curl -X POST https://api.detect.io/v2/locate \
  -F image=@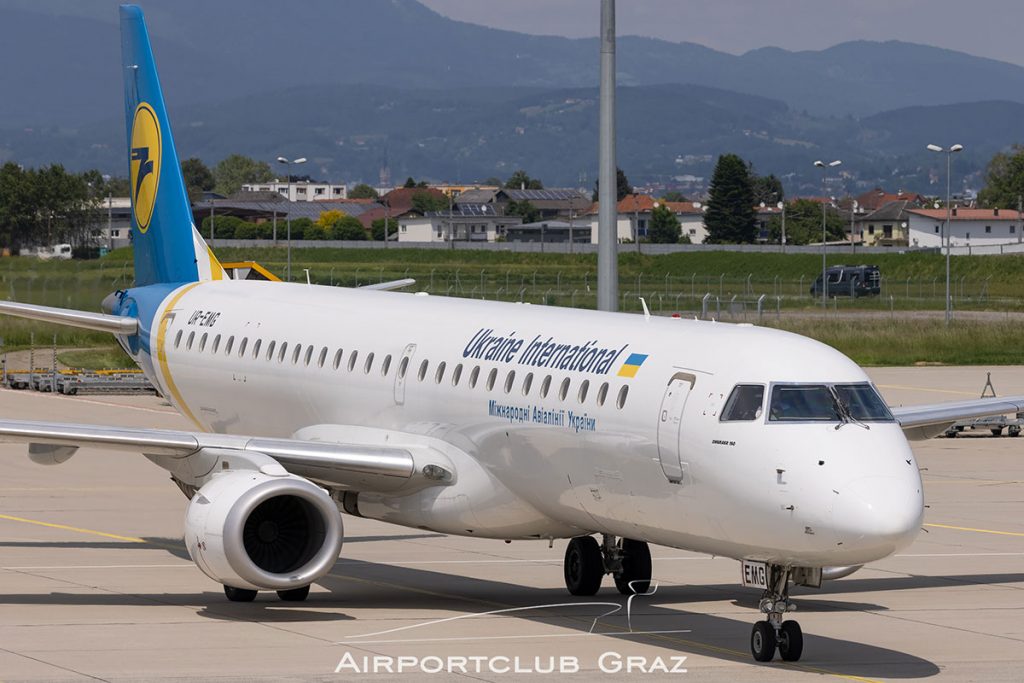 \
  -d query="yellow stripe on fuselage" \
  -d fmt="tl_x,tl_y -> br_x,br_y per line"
155,282 -> 203,429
